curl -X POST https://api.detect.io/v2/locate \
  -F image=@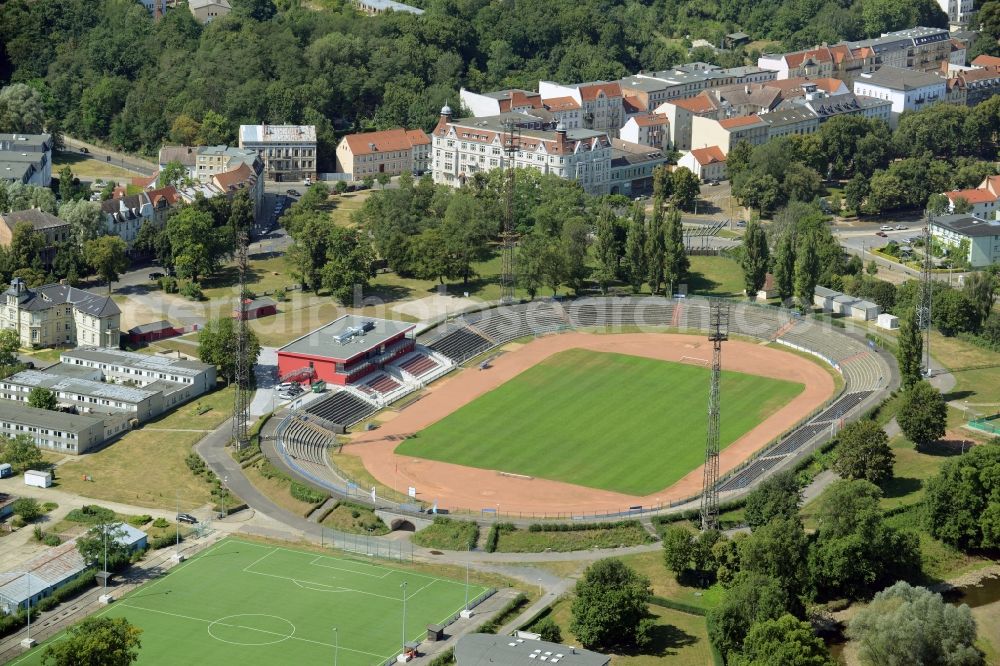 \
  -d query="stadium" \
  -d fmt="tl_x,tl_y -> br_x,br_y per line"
271,297 -> 892,519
